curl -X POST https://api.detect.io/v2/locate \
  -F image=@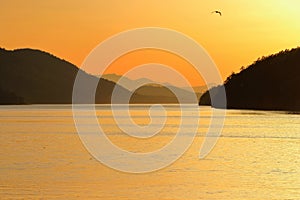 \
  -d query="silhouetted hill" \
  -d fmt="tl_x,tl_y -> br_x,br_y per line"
199,47 -> 300,111
102,73 -> 201,101
0,48 -> 130,104
130,84 -> 197,104
101,74 -> 153,91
